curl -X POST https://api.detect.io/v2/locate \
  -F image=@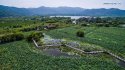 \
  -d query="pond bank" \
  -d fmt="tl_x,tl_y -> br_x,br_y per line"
32,33 -> 125,67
